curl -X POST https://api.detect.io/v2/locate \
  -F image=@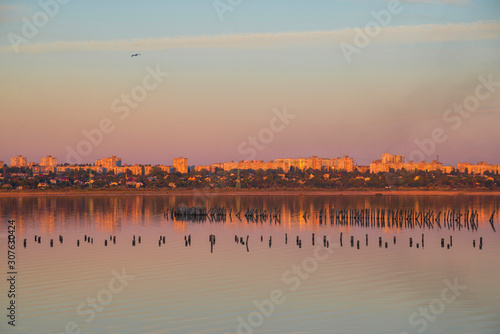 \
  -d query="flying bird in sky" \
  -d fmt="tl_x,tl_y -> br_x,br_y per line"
131,53 -> 141,57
